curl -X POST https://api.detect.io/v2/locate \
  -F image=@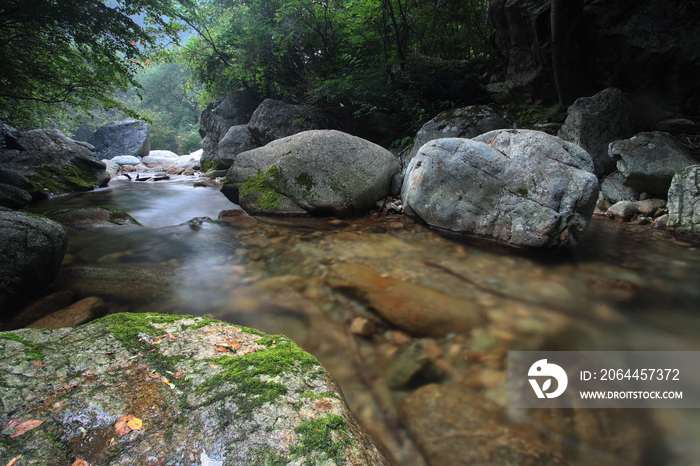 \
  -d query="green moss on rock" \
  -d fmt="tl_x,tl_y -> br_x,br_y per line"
241,165 -> 288,209
291,414 -> 349,464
